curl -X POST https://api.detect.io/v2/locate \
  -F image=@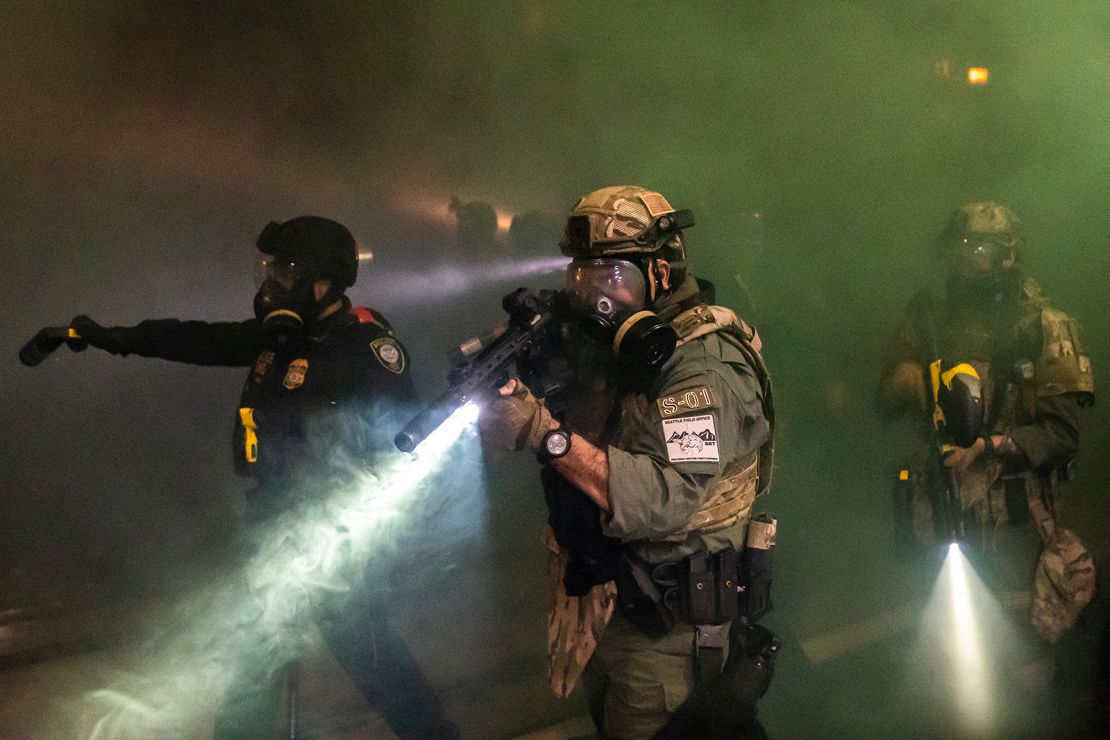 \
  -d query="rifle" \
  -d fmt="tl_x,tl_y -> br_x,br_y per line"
394,288 -> 562,453
929,359 -> 985,542
920,300 -> 982,543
